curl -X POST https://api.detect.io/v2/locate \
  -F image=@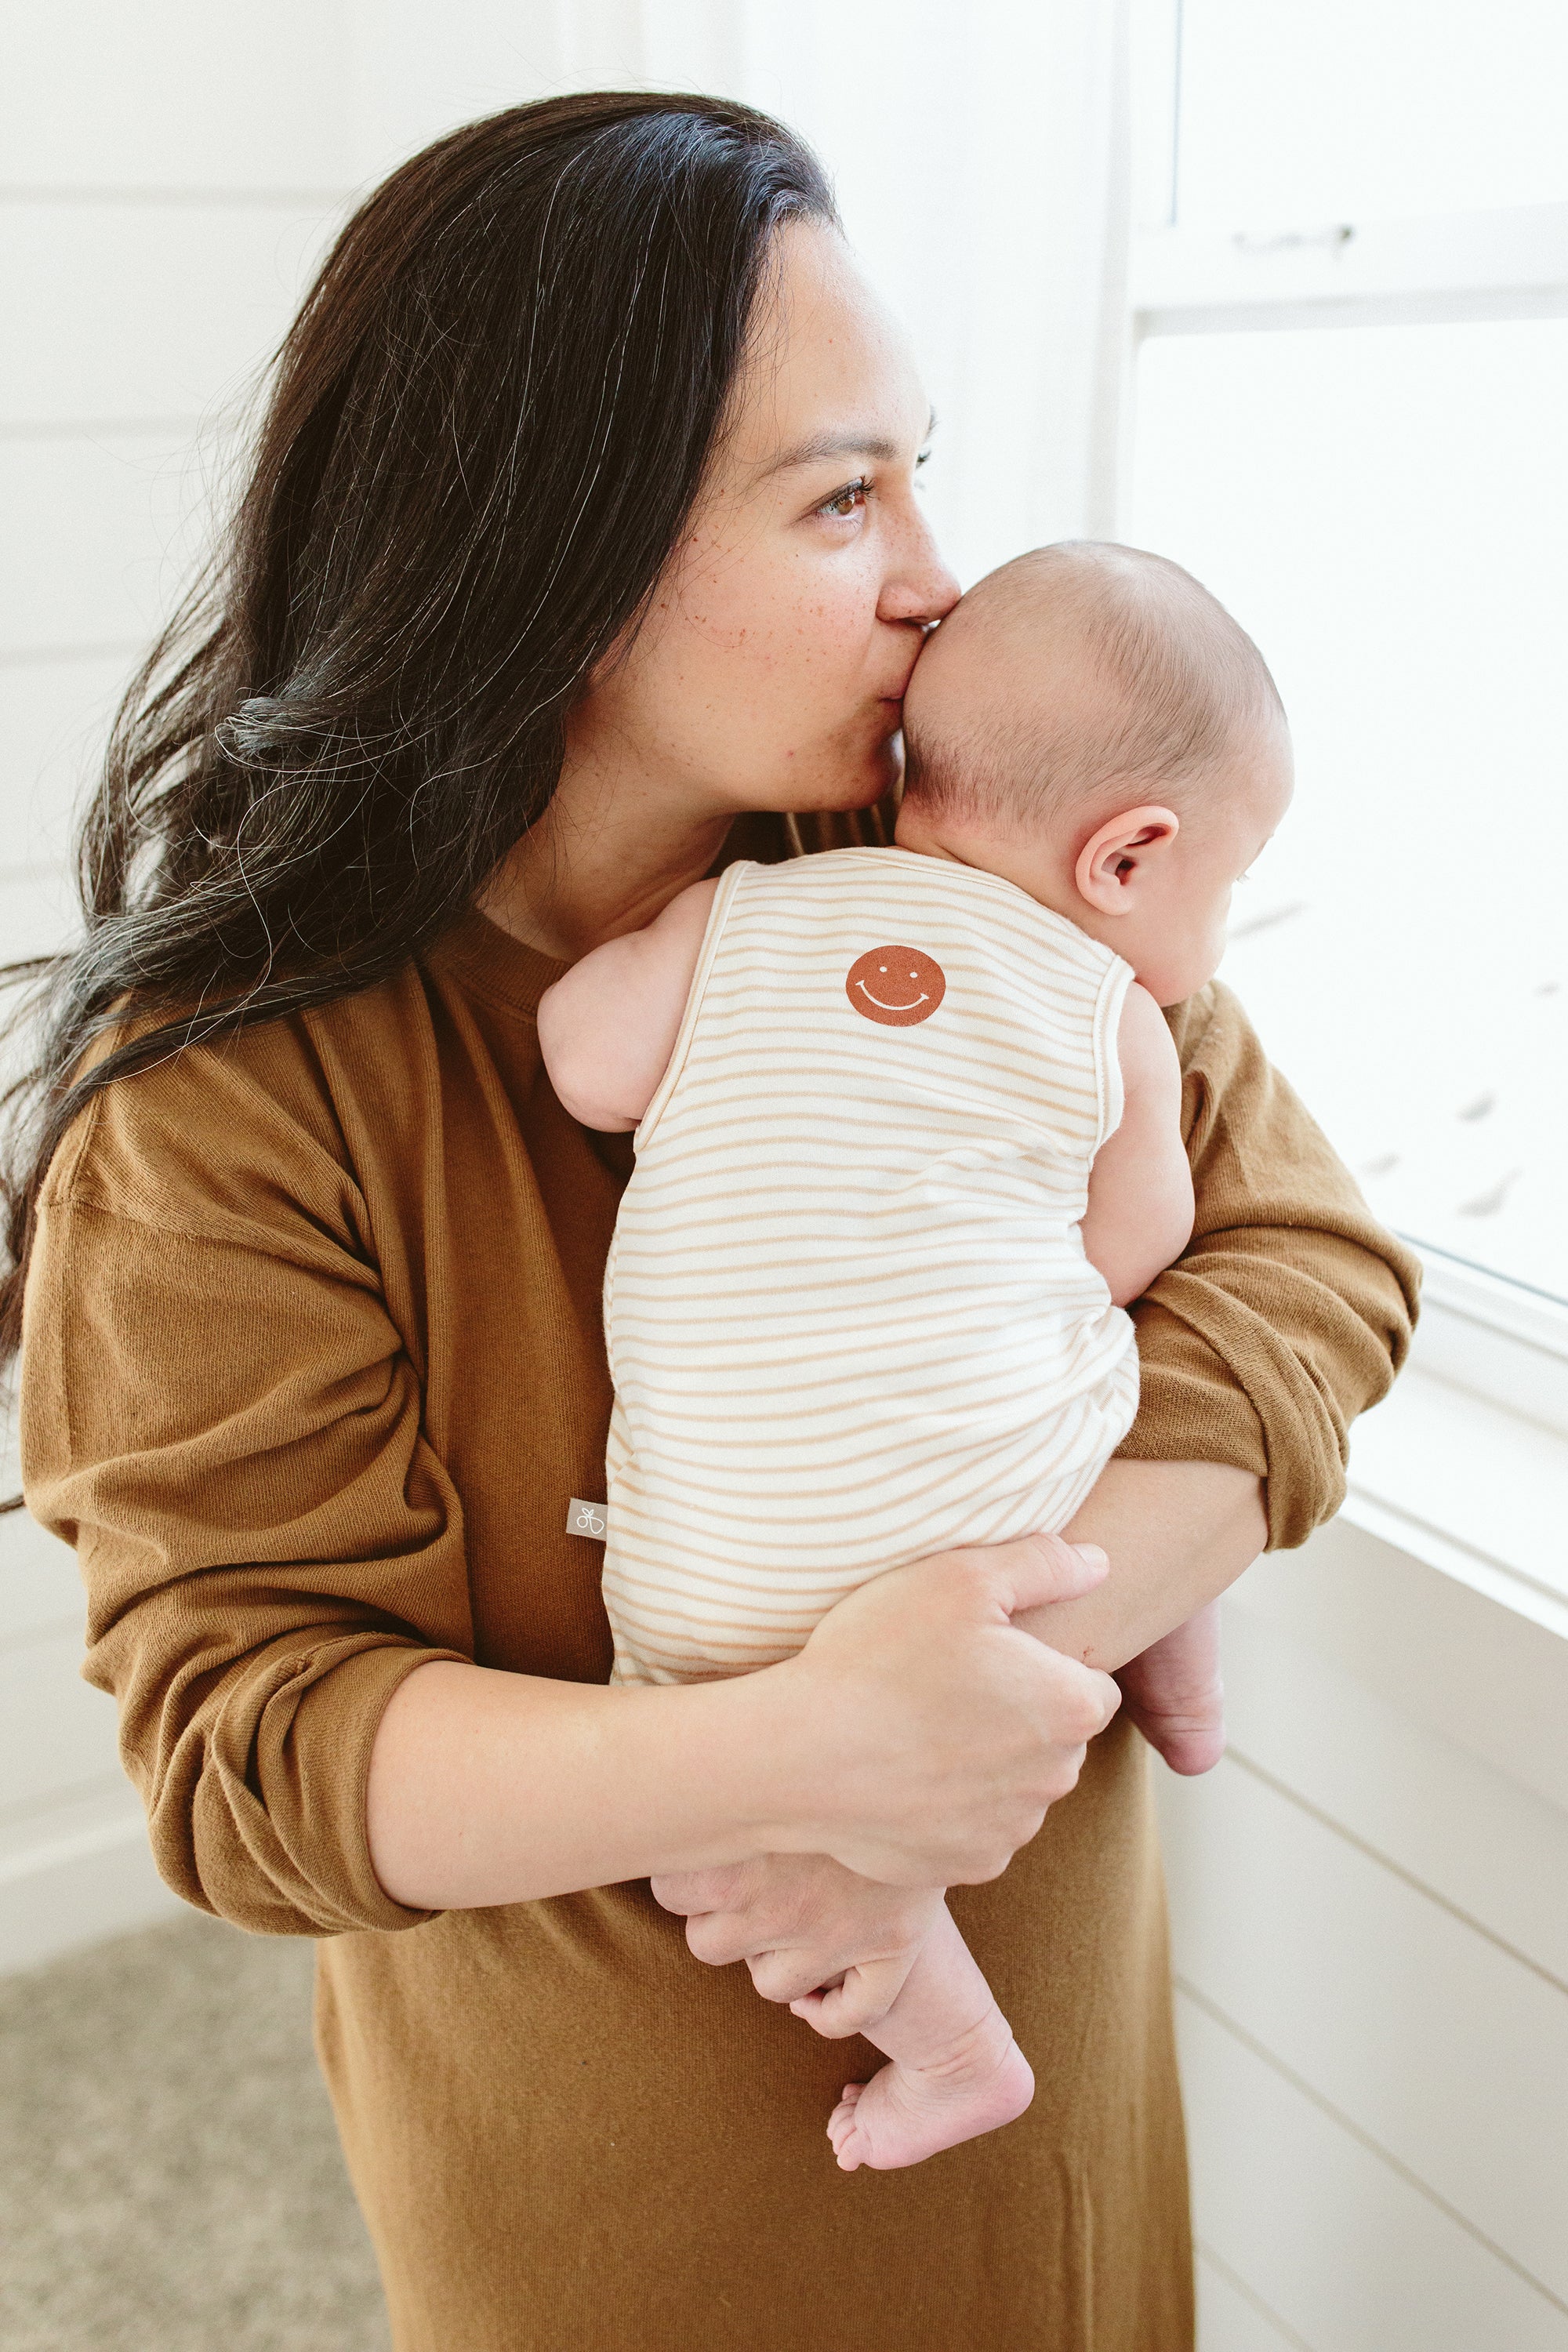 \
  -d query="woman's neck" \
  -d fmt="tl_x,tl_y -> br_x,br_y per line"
480,748 -> 735,962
